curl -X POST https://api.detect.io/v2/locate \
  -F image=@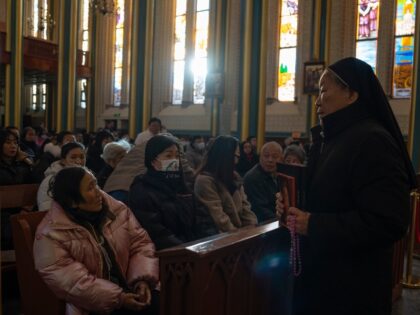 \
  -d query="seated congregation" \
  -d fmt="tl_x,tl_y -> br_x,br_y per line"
1,124 -> 303,315
1,57 -> 417,314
